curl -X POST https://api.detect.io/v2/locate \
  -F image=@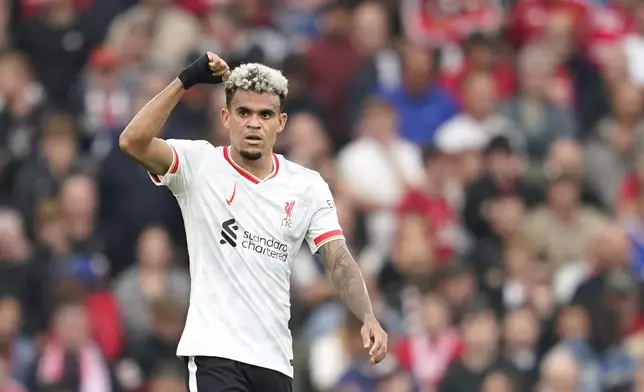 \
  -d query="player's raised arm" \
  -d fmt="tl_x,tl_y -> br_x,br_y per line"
119,52 -> 230,174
